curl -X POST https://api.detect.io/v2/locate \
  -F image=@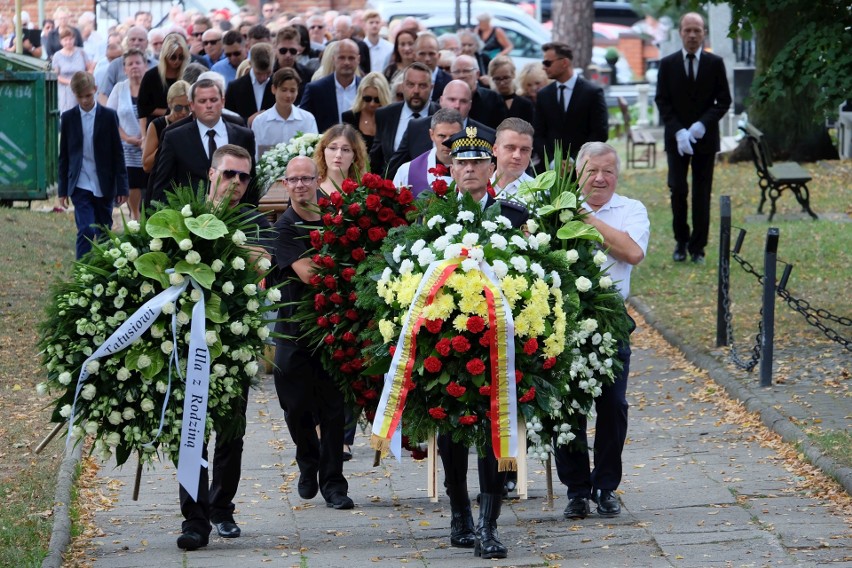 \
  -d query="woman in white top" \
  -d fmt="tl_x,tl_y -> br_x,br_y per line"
107,49 -> 147,220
